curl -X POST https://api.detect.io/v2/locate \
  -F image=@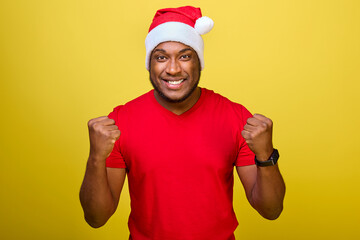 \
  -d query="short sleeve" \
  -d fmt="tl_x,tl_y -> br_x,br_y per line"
234,105 -> 255,167
106,106 -> 127,168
